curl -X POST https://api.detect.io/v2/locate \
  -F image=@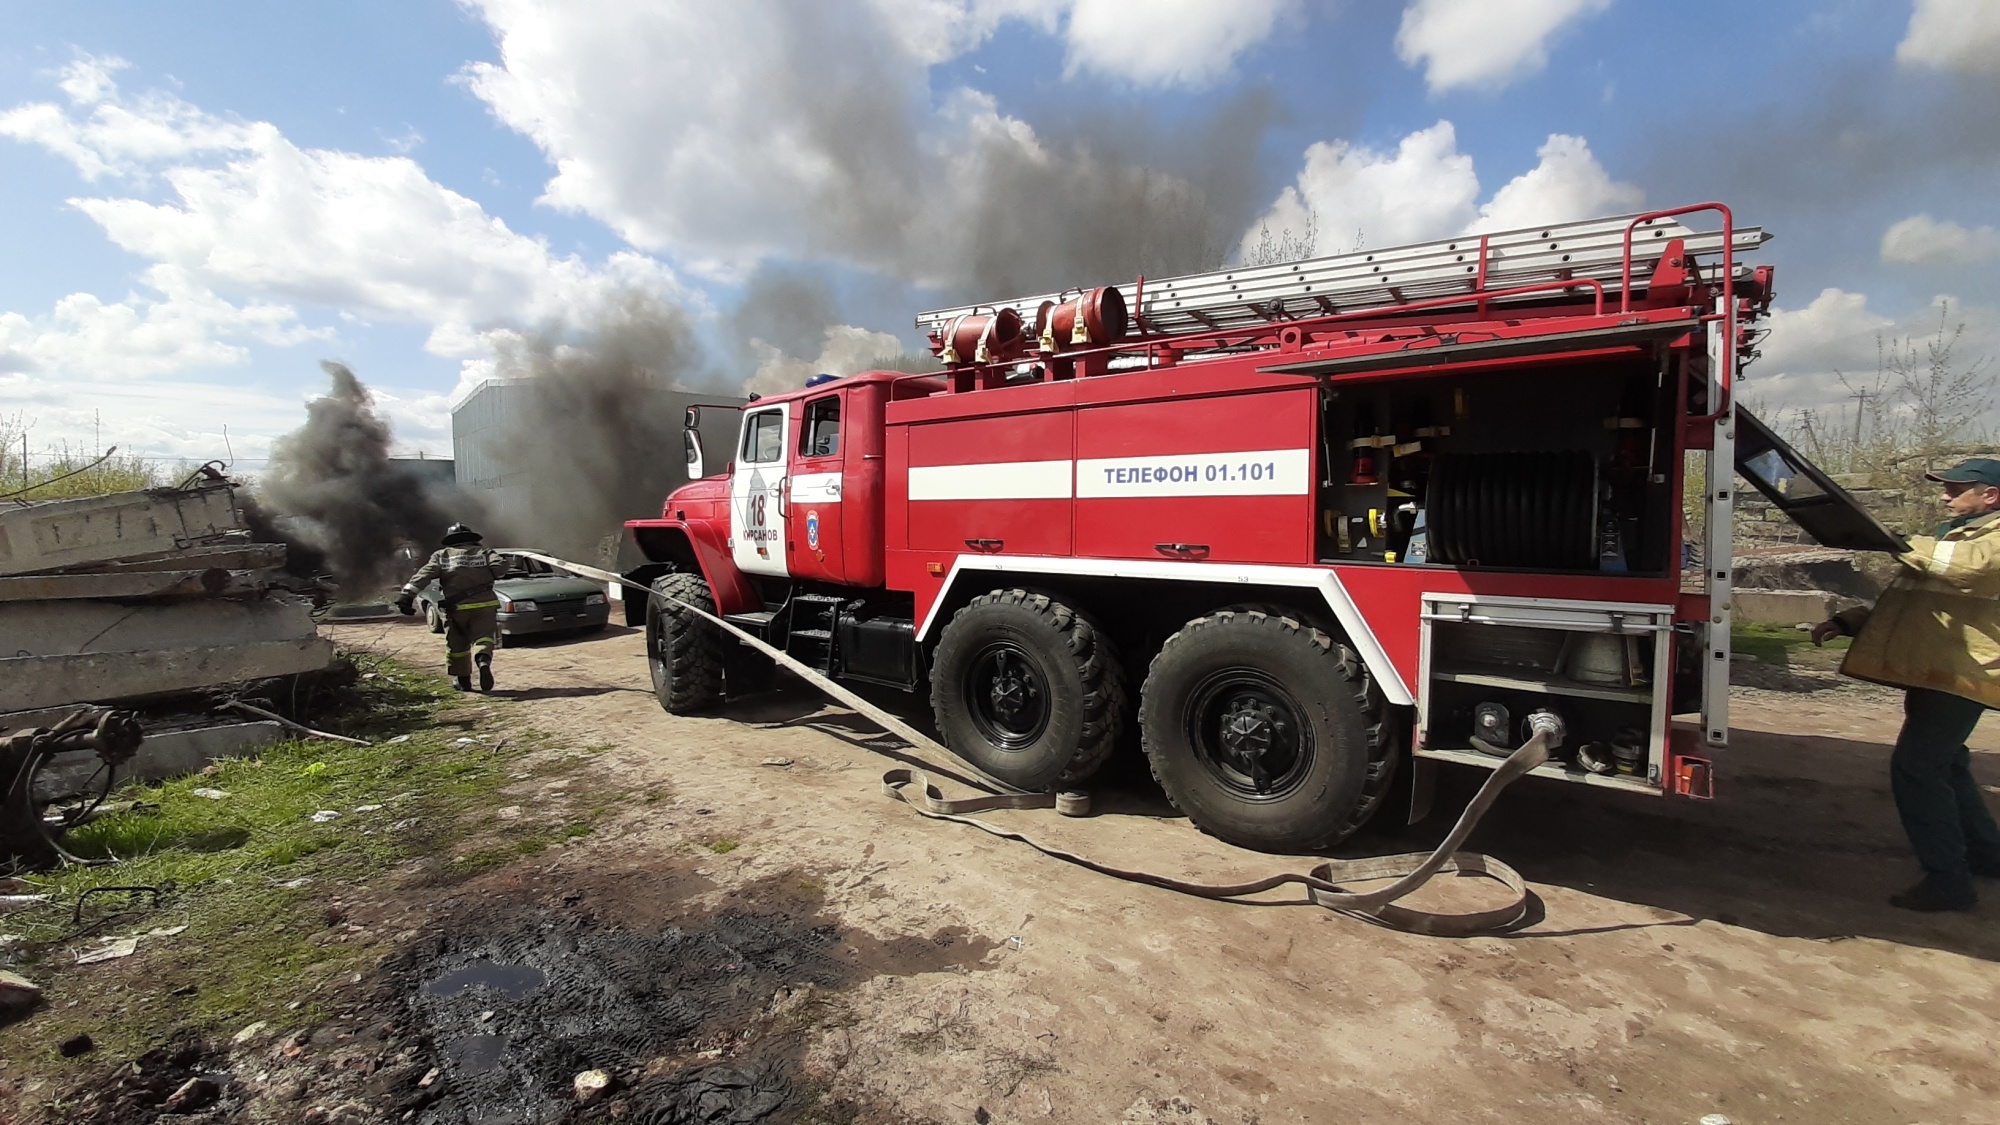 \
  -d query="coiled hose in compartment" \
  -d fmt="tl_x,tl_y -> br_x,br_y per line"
1426,451 -> 1598,569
